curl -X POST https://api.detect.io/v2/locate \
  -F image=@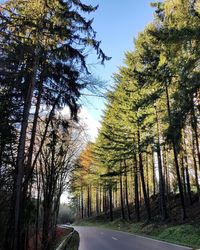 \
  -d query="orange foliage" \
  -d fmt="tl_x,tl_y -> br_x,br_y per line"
79,143 -> 94,172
